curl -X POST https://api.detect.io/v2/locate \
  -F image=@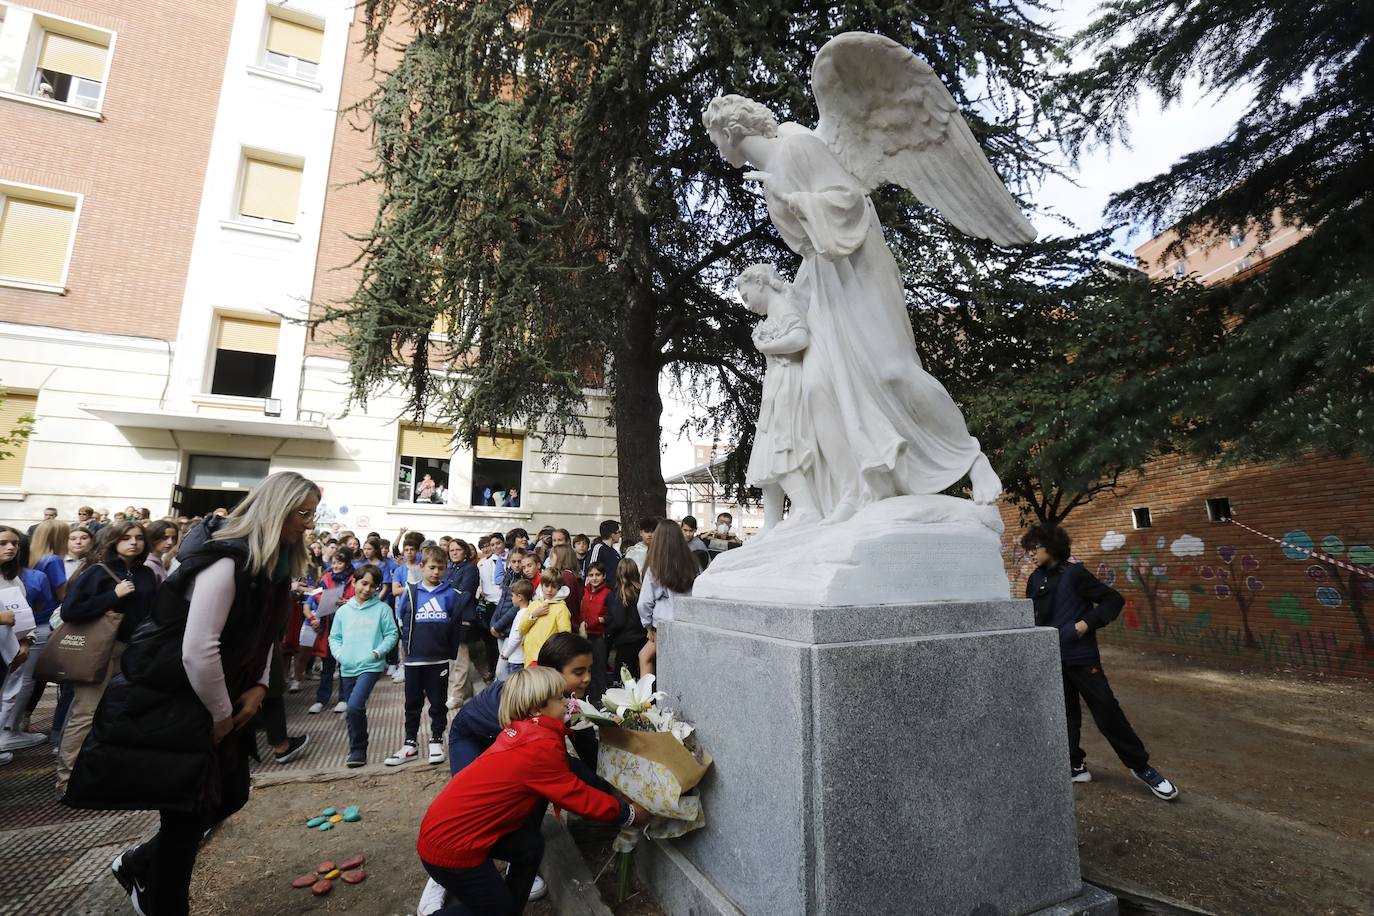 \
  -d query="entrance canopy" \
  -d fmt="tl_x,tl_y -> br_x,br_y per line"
82,405 -> 333,440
